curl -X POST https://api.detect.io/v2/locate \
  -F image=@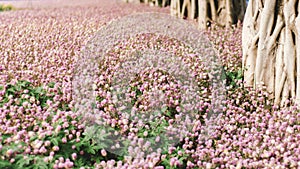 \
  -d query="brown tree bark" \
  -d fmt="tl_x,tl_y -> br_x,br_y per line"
170,0 -> 182,16
243,0 -> 300,106
170,0 -> 246,28
200,0 -> 246,28
126,0 -> 245,29
143,0 -> 170,7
